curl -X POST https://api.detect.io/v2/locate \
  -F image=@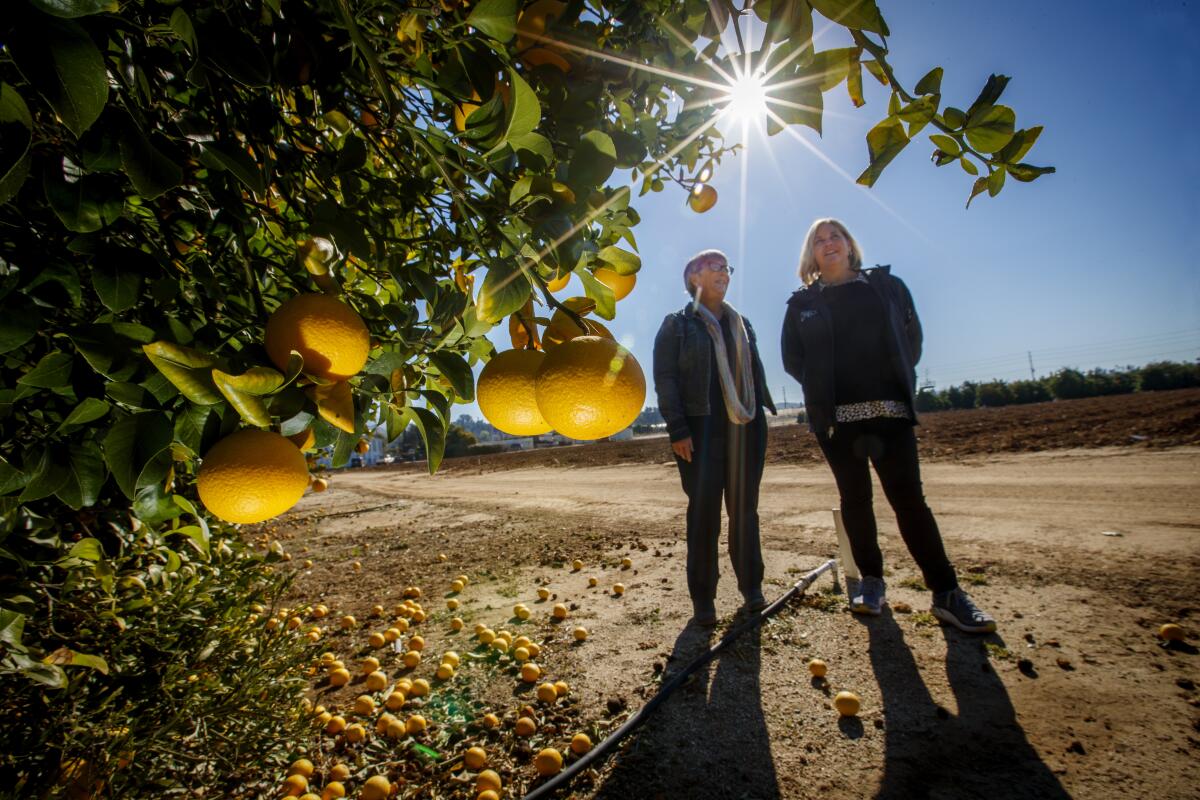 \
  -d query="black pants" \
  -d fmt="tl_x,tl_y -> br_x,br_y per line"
674,407 -> 768,602
817,418 -> 958,593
